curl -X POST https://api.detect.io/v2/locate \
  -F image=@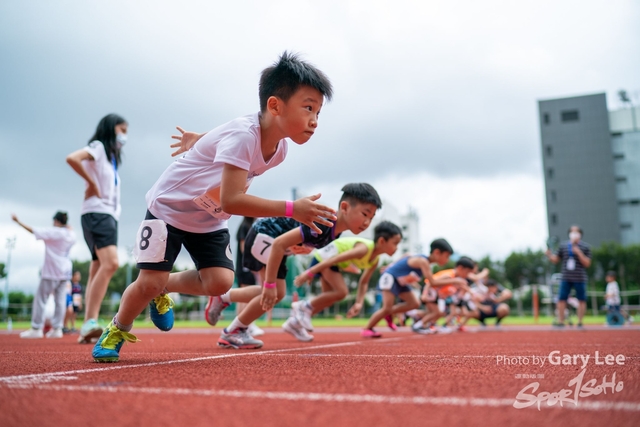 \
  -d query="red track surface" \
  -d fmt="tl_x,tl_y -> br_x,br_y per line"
1,326 -> 639,427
